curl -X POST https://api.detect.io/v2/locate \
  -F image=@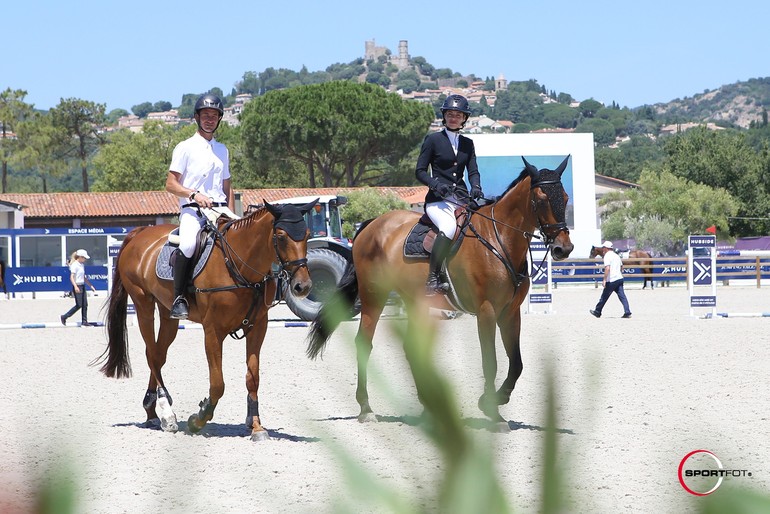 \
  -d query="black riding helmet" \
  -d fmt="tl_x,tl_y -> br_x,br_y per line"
194,93 -> 224,134
440,94 -> 471,131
